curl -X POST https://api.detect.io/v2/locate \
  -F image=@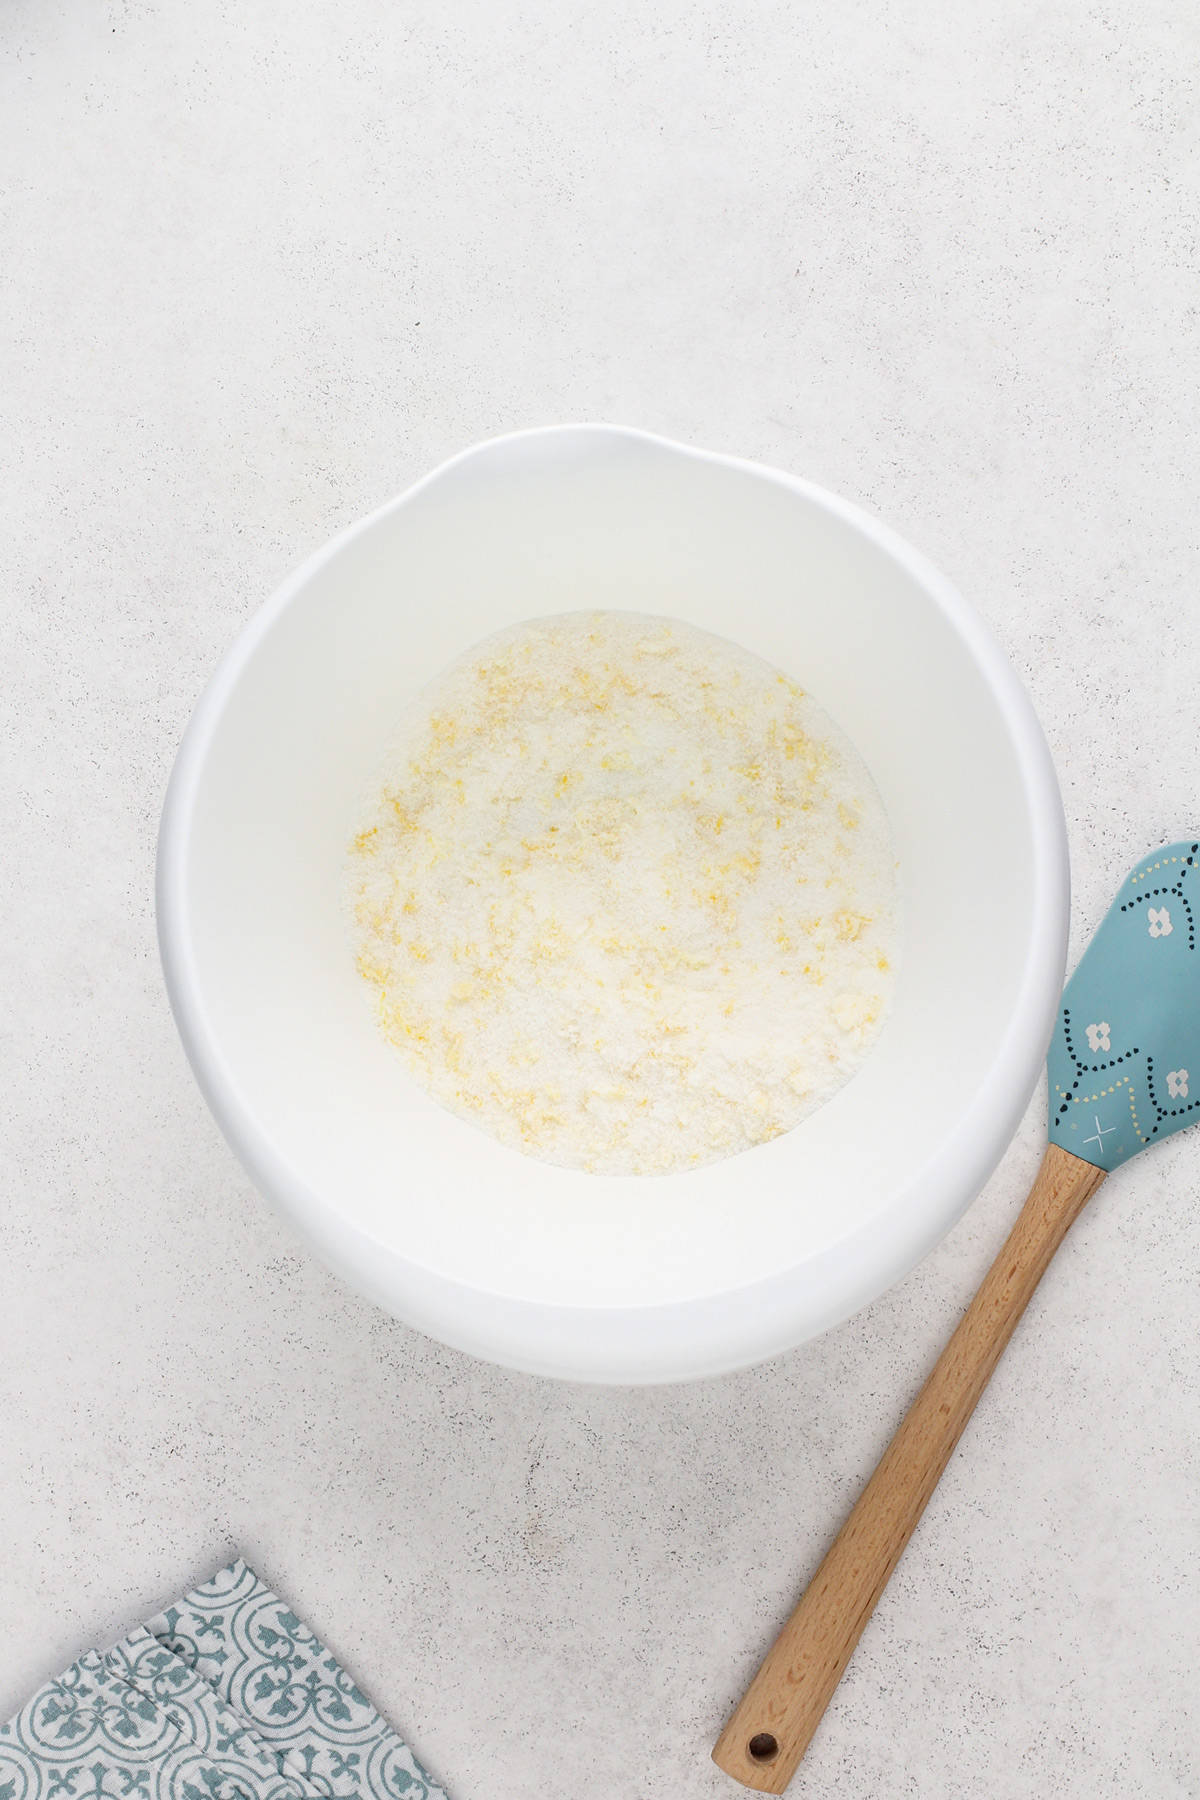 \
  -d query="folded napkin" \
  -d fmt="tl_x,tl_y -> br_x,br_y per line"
0,1560 -> 447,1800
